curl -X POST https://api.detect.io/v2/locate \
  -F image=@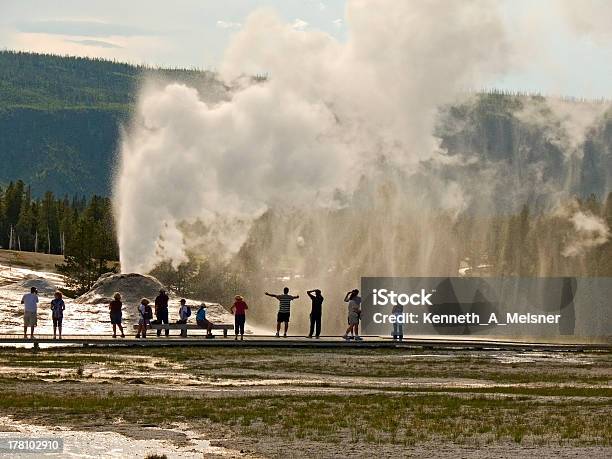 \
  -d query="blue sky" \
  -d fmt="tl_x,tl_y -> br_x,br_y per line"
1,0 -> 610,98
